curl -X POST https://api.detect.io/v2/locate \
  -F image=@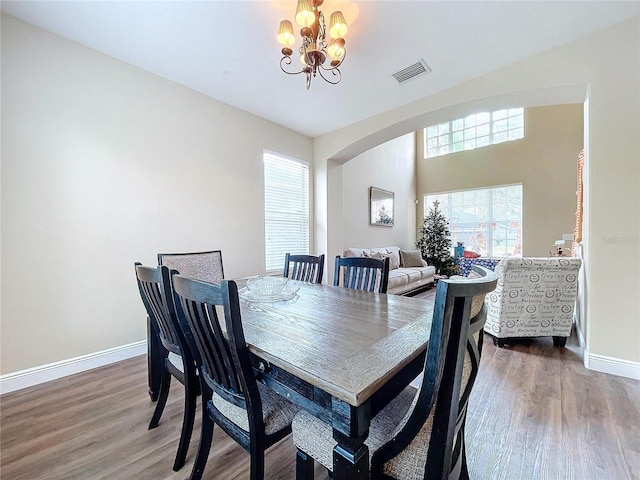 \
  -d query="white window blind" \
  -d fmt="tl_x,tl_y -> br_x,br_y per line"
424,184 -> 523,257
264,152 -> 309,272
